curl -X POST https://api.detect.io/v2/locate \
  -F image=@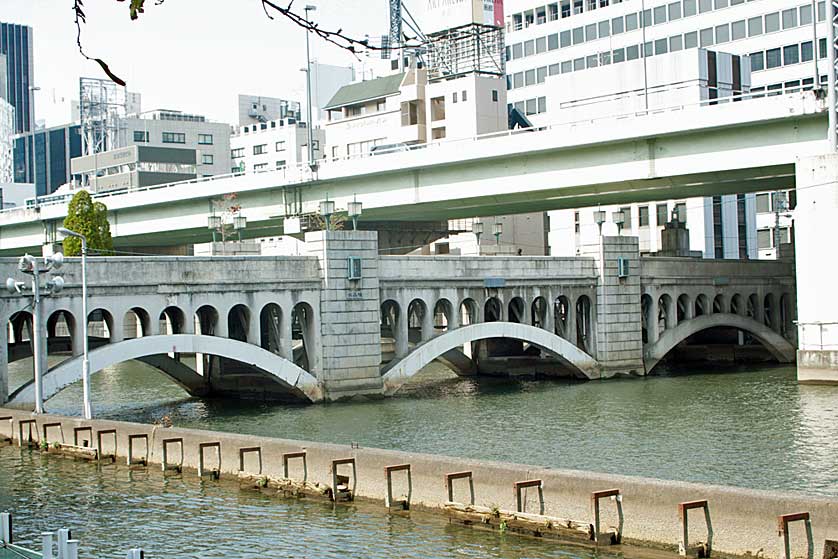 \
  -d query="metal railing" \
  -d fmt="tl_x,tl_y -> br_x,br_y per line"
4,89 -> 824,216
